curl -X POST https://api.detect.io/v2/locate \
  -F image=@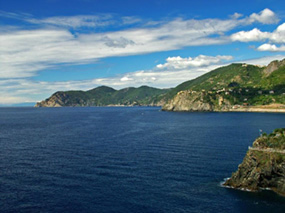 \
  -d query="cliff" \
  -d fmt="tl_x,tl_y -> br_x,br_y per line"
224,128 -> 285,196
162,58 -> 285,112
36,58 -> 285,109
162,90 -> 231,111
